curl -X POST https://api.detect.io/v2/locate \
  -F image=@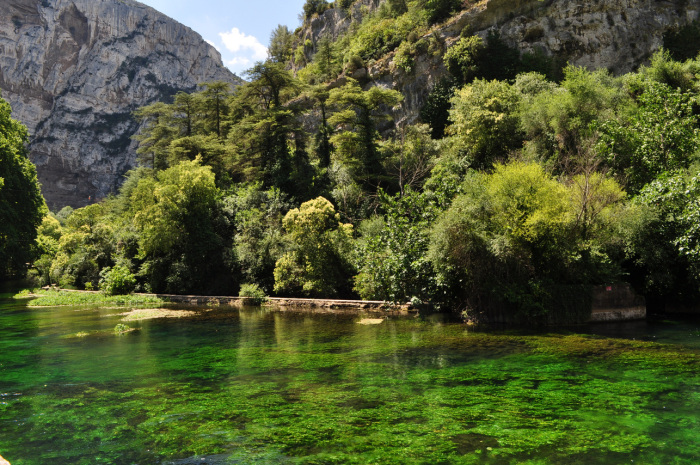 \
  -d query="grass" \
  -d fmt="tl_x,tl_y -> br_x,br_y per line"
13,289 -> 166,307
